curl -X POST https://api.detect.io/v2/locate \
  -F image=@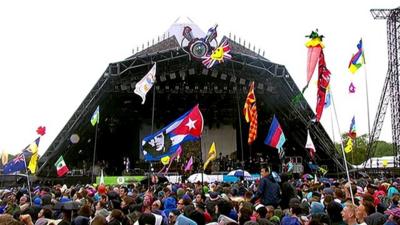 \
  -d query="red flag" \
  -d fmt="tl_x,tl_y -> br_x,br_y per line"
315,50 -> 331,122
243,82 -> 258,144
